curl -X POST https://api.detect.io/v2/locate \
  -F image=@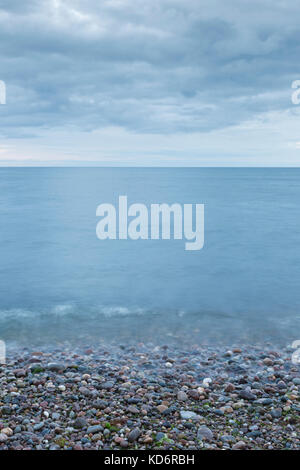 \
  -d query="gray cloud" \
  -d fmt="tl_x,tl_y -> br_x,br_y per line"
0,0 -> 299,139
